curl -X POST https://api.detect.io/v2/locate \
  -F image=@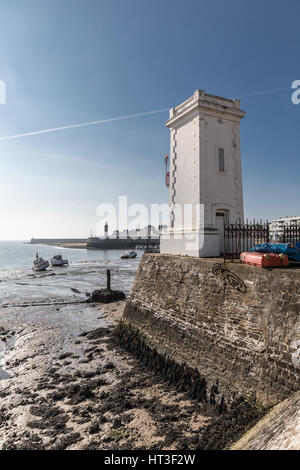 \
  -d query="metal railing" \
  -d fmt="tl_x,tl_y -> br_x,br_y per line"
282,225 -> 300,246
224,221 -> 270,262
